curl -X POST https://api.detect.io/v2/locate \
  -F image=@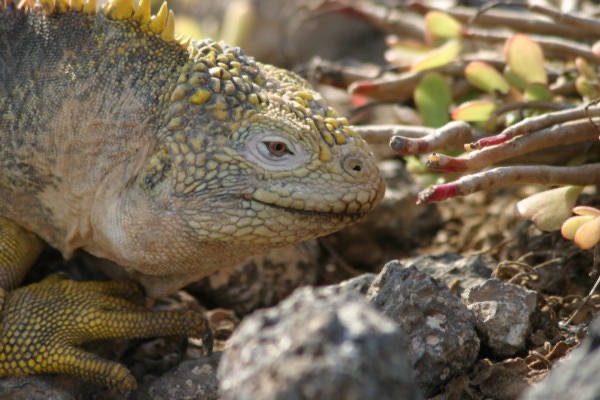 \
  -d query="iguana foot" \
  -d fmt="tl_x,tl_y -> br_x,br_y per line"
0,275 -> 212,392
